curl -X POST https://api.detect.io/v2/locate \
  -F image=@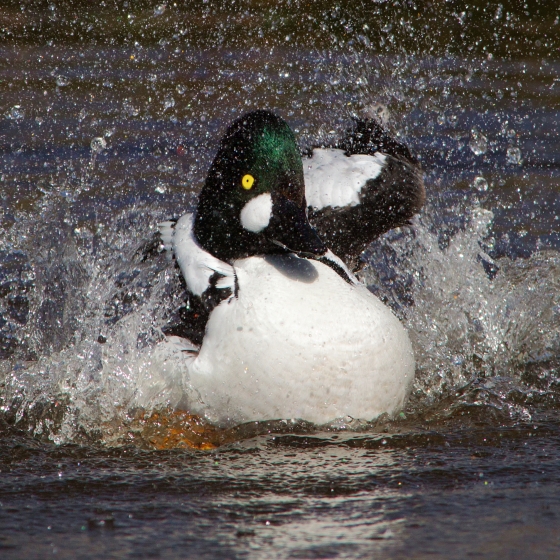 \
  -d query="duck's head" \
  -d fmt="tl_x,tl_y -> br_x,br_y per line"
194,110 -> 326,262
